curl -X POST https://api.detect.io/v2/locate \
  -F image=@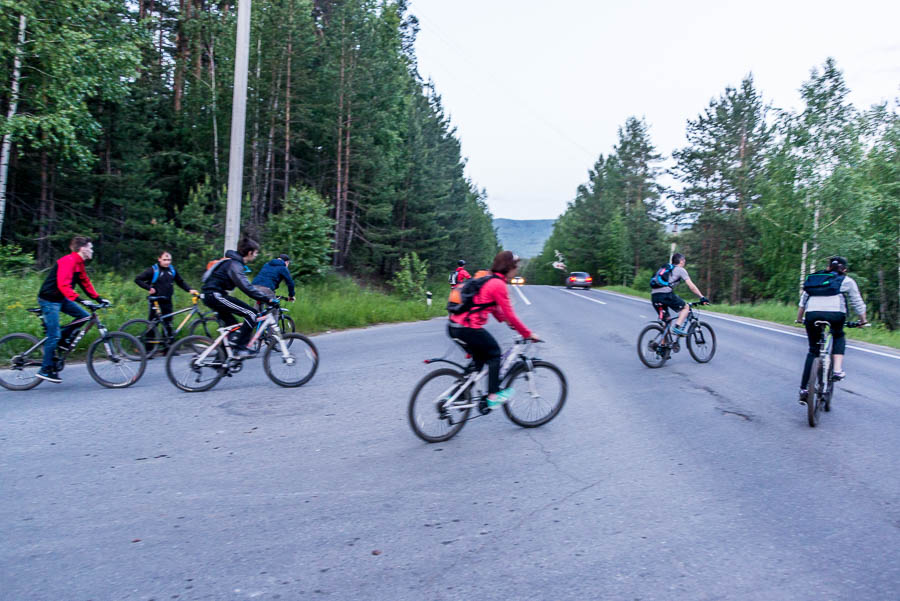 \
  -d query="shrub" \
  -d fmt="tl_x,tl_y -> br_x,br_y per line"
389,252 -> 429,300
